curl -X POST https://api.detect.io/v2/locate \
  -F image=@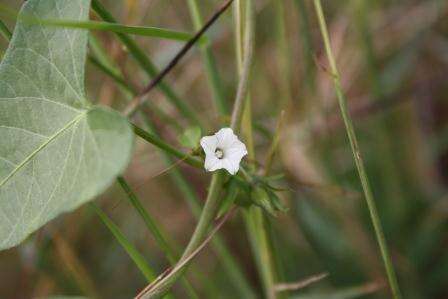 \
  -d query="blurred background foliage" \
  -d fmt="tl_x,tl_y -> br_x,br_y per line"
0,0 -> 447,298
